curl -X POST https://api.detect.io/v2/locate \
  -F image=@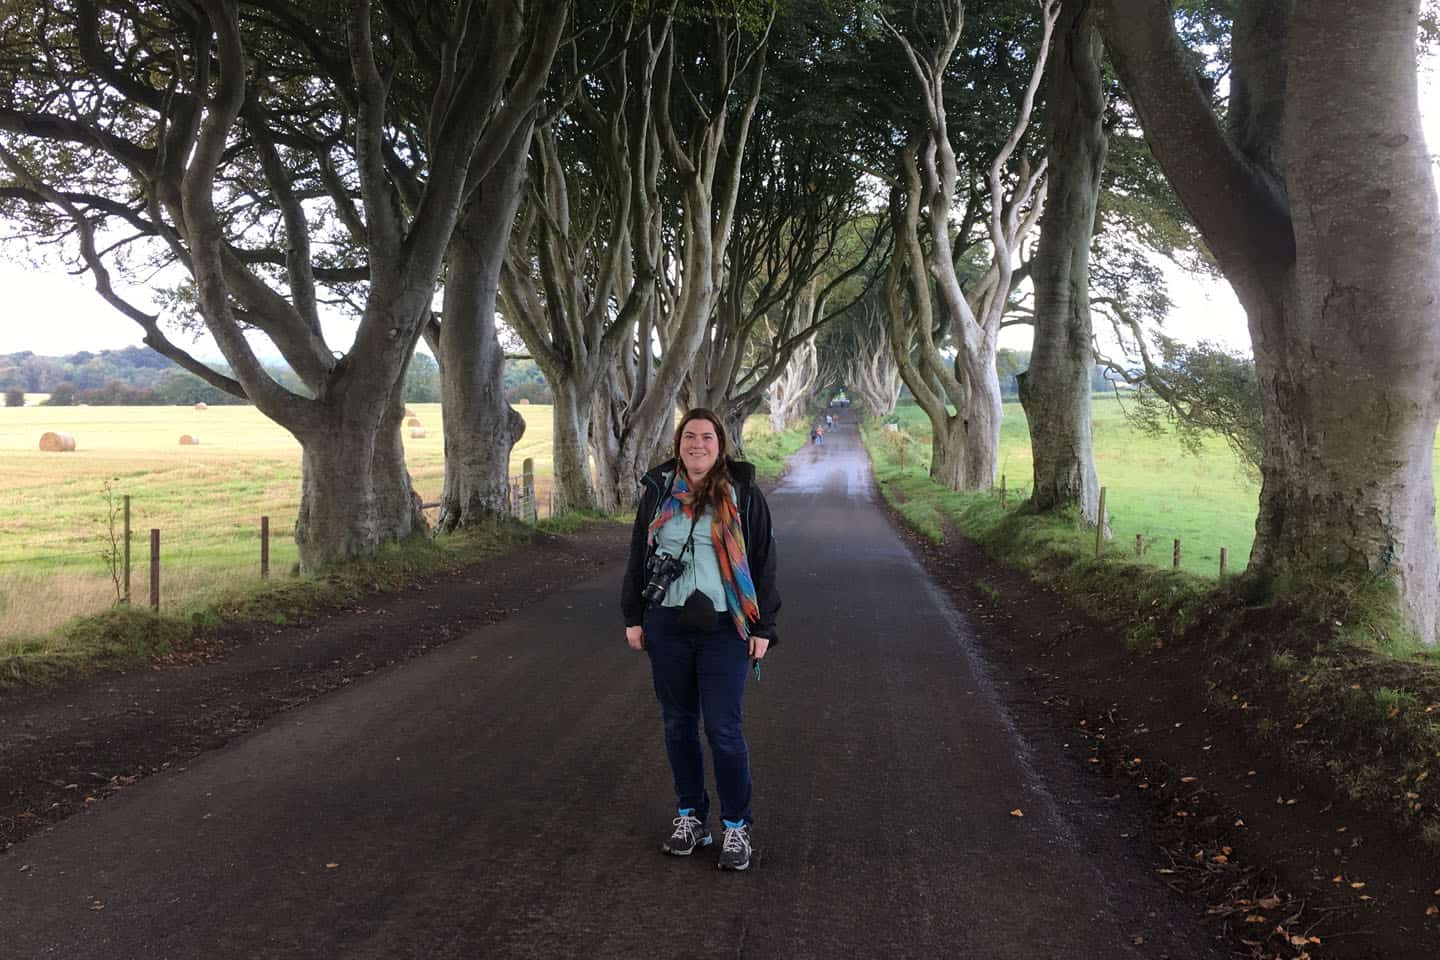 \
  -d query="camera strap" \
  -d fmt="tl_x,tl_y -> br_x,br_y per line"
677,508 -> 701,564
